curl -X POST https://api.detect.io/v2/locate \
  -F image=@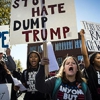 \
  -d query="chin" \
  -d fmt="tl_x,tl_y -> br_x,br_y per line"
32,65 -> 37,68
